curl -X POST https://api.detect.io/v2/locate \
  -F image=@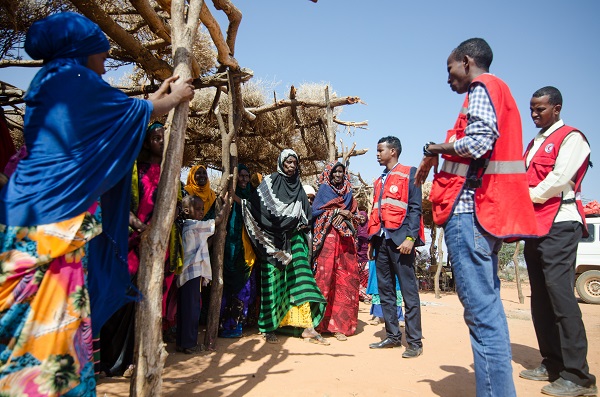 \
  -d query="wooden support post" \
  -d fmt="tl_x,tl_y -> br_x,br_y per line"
130,1 -> 202,395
